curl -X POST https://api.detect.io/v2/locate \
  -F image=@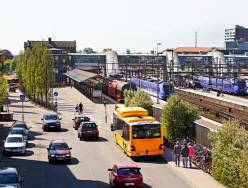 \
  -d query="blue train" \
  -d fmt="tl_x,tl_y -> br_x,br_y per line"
195,76 -> 247,95
130,77 -> 175,100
